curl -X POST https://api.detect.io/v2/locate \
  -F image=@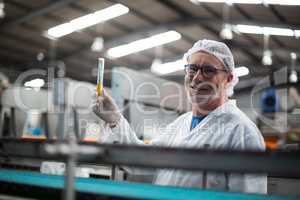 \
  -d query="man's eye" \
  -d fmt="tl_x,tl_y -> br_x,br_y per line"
190,69 -> 197,73
205,68 -> 214,73
203,67 -> 216,74
189,66 -> 198,73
